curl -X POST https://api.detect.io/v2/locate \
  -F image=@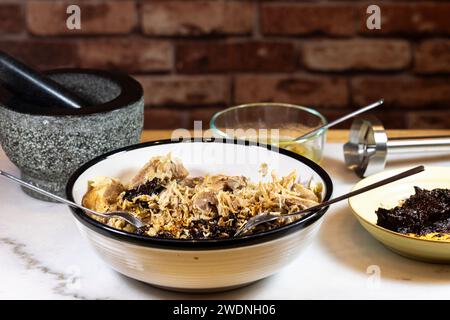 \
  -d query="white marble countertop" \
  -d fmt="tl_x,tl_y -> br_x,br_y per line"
1,143 -> 450,300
